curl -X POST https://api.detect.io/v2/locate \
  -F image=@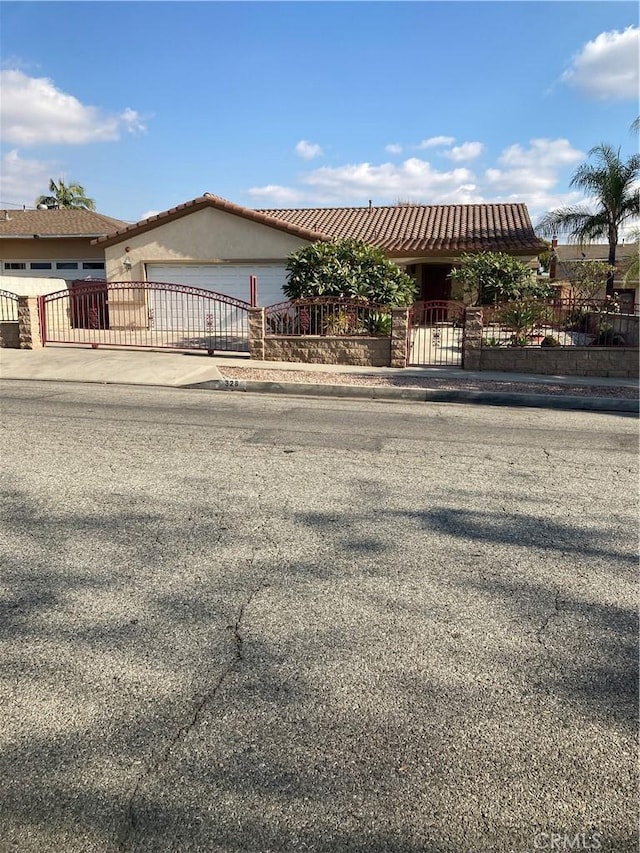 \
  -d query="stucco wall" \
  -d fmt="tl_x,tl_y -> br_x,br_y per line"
0,237 -> 105,261
104,207 -> 312,282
